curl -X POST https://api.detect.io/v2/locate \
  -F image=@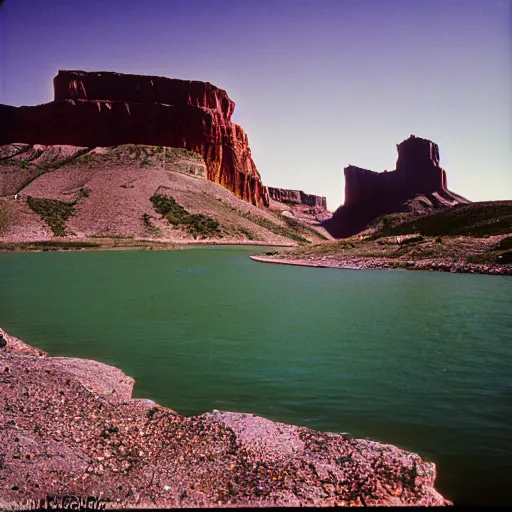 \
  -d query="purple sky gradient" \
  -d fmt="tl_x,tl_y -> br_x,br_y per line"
1,0 -> 510,210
